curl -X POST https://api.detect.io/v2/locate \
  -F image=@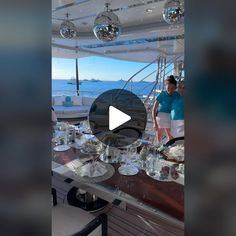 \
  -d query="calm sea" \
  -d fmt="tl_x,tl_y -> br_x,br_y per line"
52,80 -> 162,98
